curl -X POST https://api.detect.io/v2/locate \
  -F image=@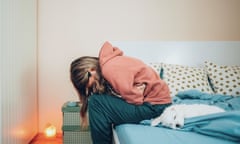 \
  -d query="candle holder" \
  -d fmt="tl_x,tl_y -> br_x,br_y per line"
44,123 -> 57,138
